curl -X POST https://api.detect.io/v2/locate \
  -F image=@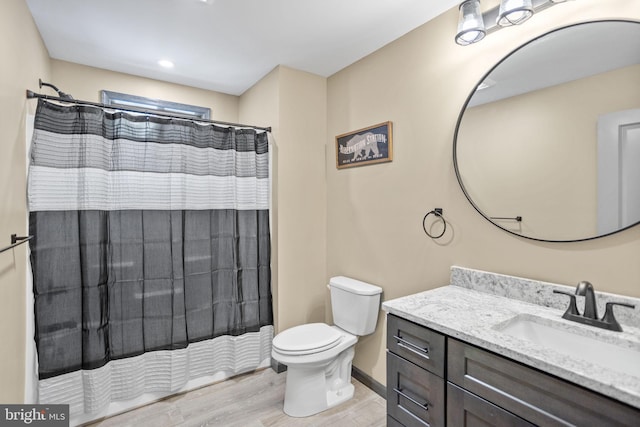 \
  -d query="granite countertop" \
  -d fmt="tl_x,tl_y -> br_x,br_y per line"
382,267 -> 640,409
